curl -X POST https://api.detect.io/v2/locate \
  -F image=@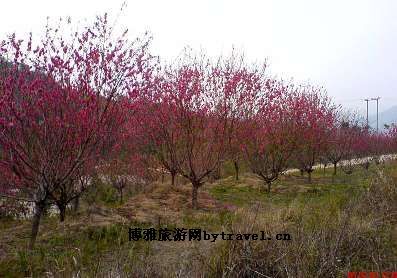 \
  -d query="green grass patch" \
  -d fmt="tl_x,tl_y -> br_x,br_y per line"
210,165 -> 370,210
